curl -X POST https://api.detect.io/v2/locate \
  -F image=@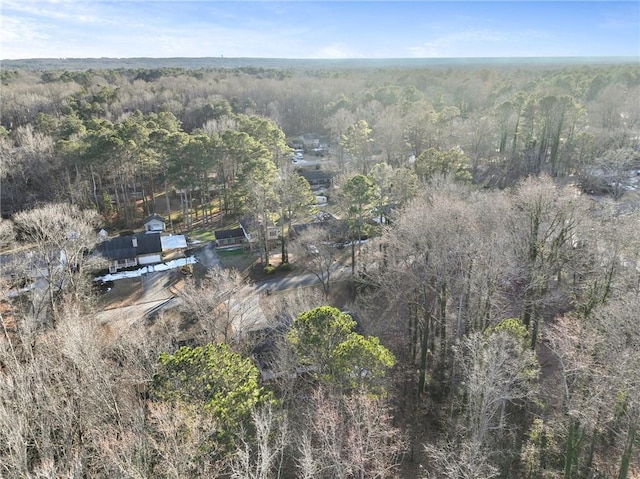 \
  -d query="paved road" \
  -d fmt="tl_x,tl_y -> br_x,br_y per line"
253,264 -> 351,294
